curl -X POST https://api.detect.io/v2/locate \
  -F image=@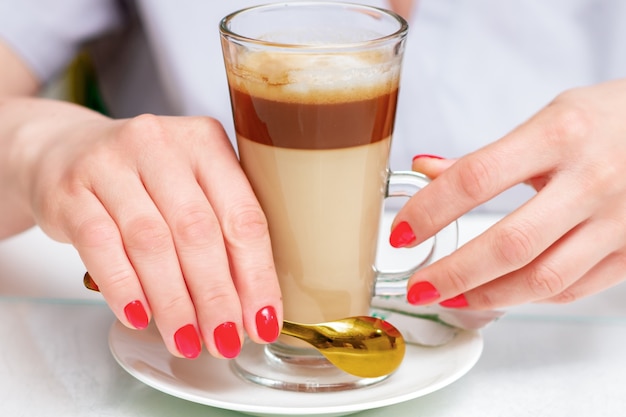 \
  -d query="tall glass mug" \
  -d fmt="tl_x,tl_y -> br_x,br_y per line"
220,2 -> 458,392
